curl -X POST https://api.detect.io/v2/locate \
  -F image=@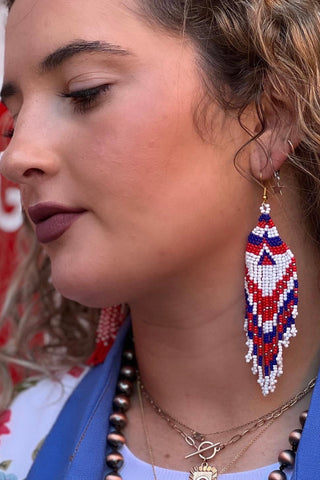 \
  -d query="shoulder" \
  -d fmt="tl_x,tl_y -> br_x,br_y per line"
0,366 -> 89,480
